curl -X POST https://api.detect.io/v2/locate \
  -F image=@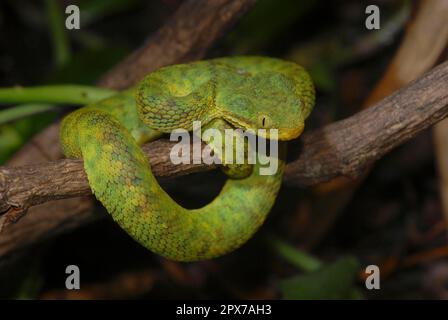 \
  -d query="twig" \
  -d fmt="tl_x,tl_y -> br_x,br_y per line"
429,1 -> 448,222
434,118 -> 448,221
